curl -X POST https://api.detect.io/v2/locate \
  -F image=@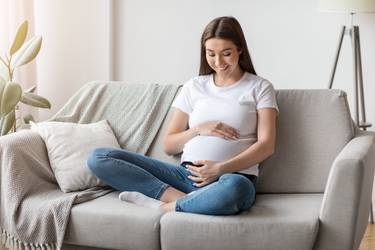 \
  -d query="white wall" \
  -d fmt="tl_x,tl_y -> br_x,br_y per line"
114,0 -> 375,130
33,0 -> 110,120
33,0 -> 375,128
